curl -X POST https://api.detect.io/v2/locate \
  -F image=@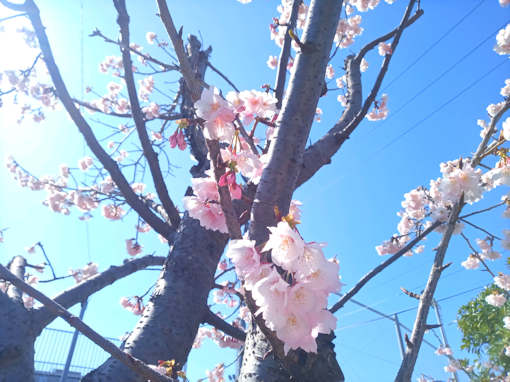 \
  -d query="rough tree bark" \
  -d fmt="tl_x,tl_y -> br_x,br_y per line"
0,255 -> 165,382
83,33 -> 234,382
239,1 -> 345,381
